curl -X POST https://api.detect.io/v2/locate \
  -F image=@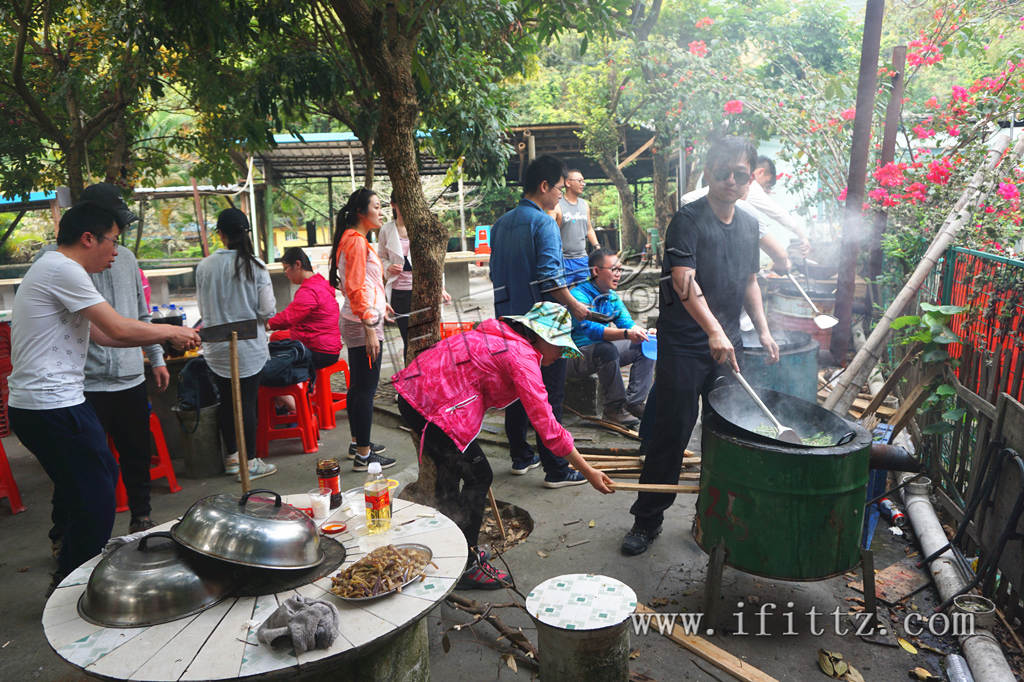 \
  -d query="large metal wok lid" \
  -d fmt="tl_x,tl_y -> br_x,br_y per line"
706,383 -> 868,450
78,532 -> 232,628
172,489 -> 324,570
